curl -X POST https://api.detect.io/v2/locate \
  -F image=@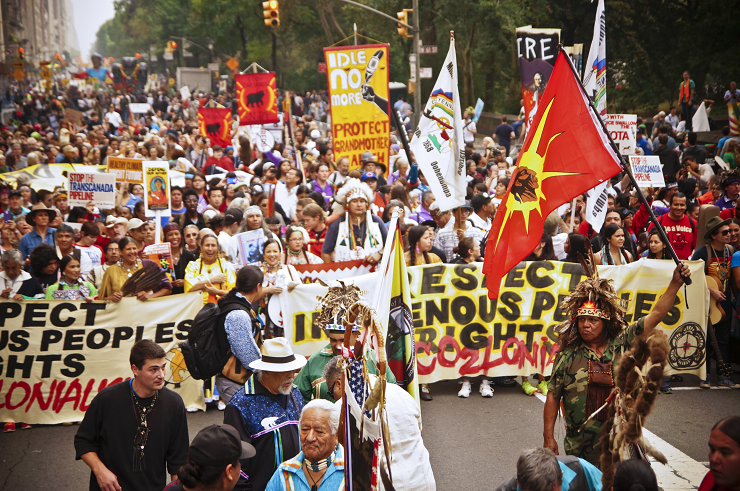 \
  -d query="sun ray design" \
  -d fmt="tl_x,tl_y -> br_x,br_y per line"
497,97 -> 582,241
